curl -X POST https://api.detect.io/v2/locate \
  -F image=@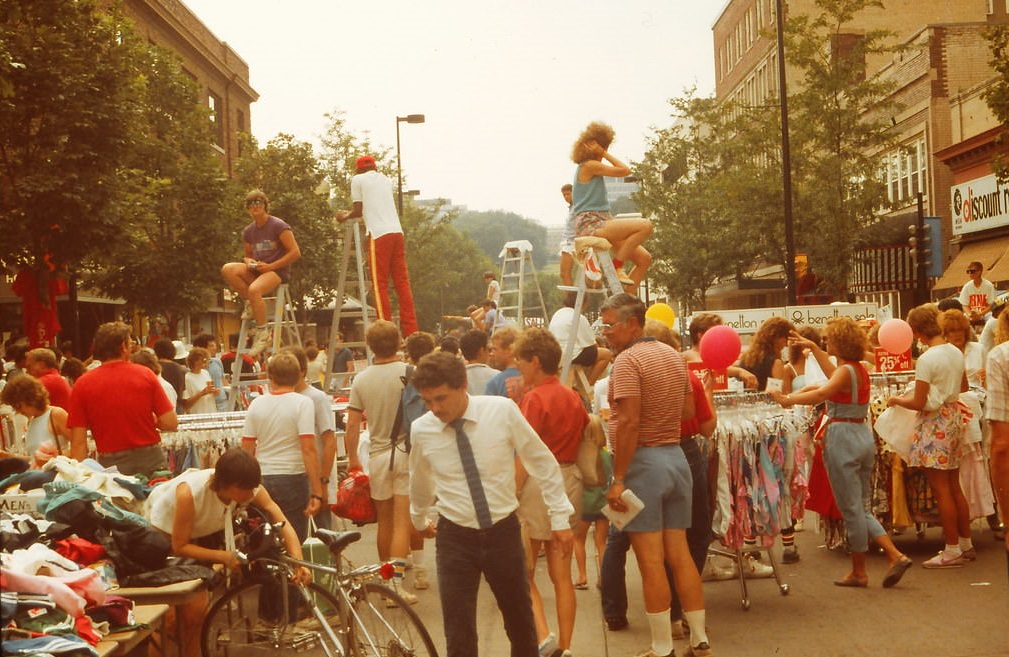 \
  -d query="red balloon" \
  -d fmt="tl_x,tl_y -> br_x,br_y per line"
878,318 -> 913,355
699,325 -> 742,370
